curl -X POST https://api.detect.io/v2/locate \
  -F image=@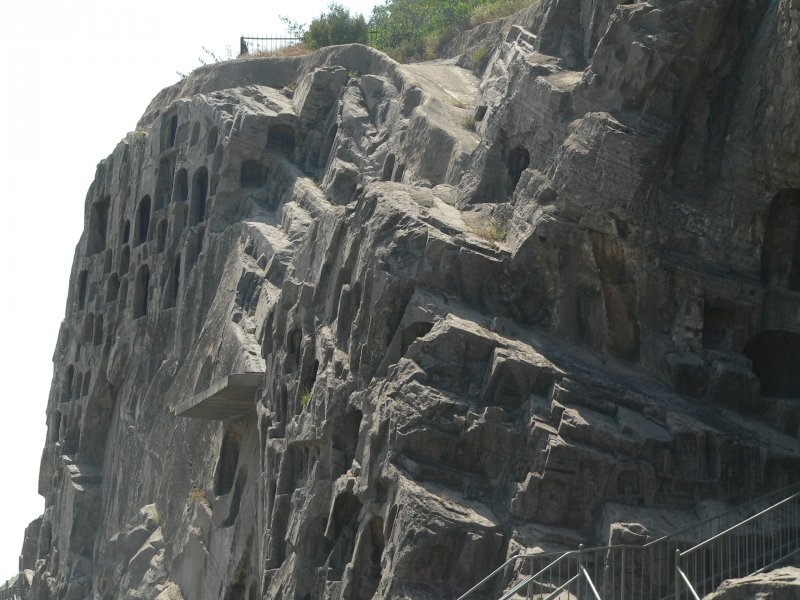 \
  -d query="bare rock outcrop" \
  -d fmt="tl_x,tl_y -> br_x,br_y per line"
705,567 -> 800,599
14,0 -> 800,599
